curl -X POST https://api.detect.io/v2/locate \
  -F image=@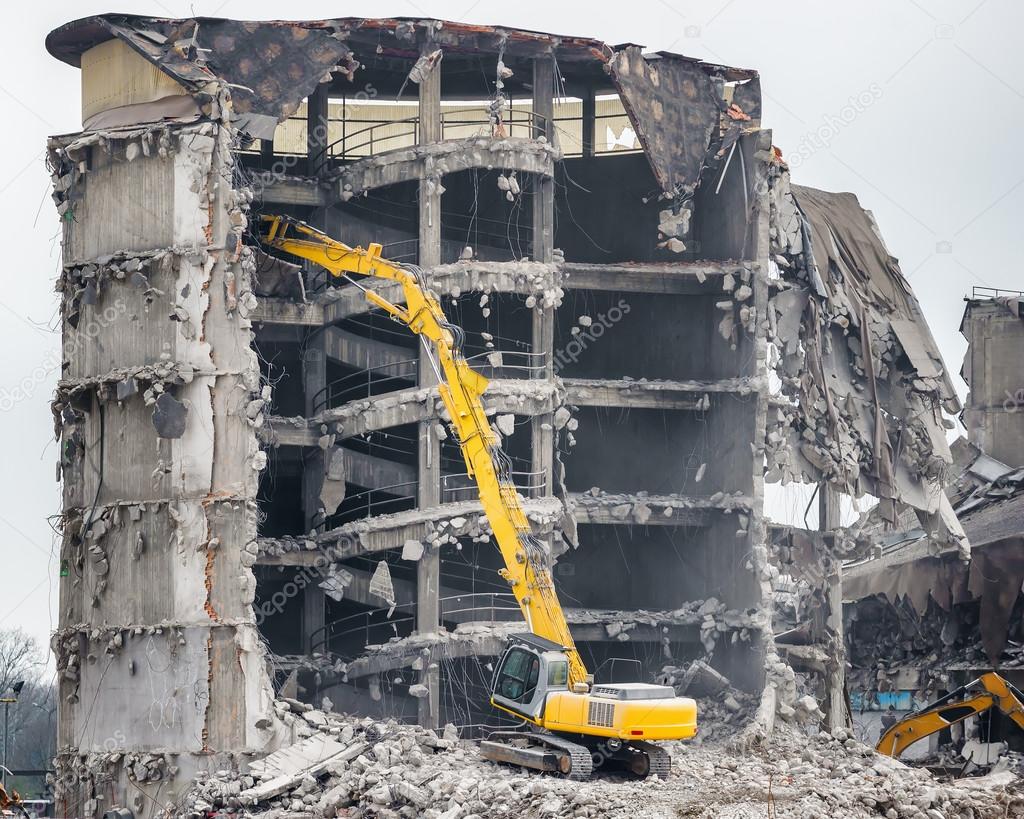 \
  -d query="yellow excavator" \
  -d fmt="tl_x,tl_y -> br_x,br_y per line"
259,215 -> 697,779
0,783 -> 28,819
876,672 -> 1024,759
